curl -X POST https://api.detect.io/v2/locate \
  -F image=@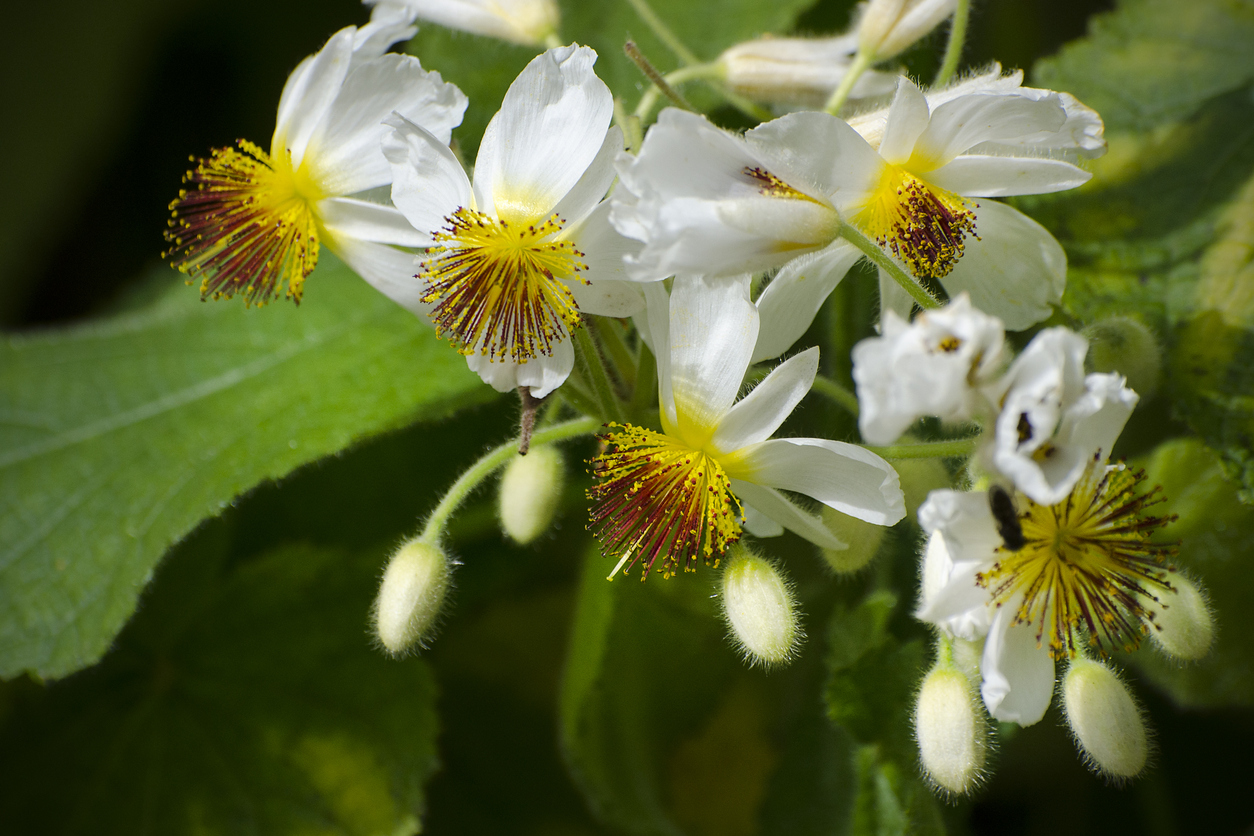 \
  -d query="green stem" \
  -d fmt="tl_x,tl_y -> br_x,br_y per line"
839,221 -> 941,310
630,341 -> 658,415
633,64 -> 715,119
625,41 -> 693,111
614,96 -> 643,153
556,372 -> 601,420
420,416 -> 600,542
863,437 -> 977,460
824,49 -> 875,115
810,375 -> 860,416
592,318 -> 637,388
575,327 -> 625,423
932,0 -> 970,87
623,0 -> 699,66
